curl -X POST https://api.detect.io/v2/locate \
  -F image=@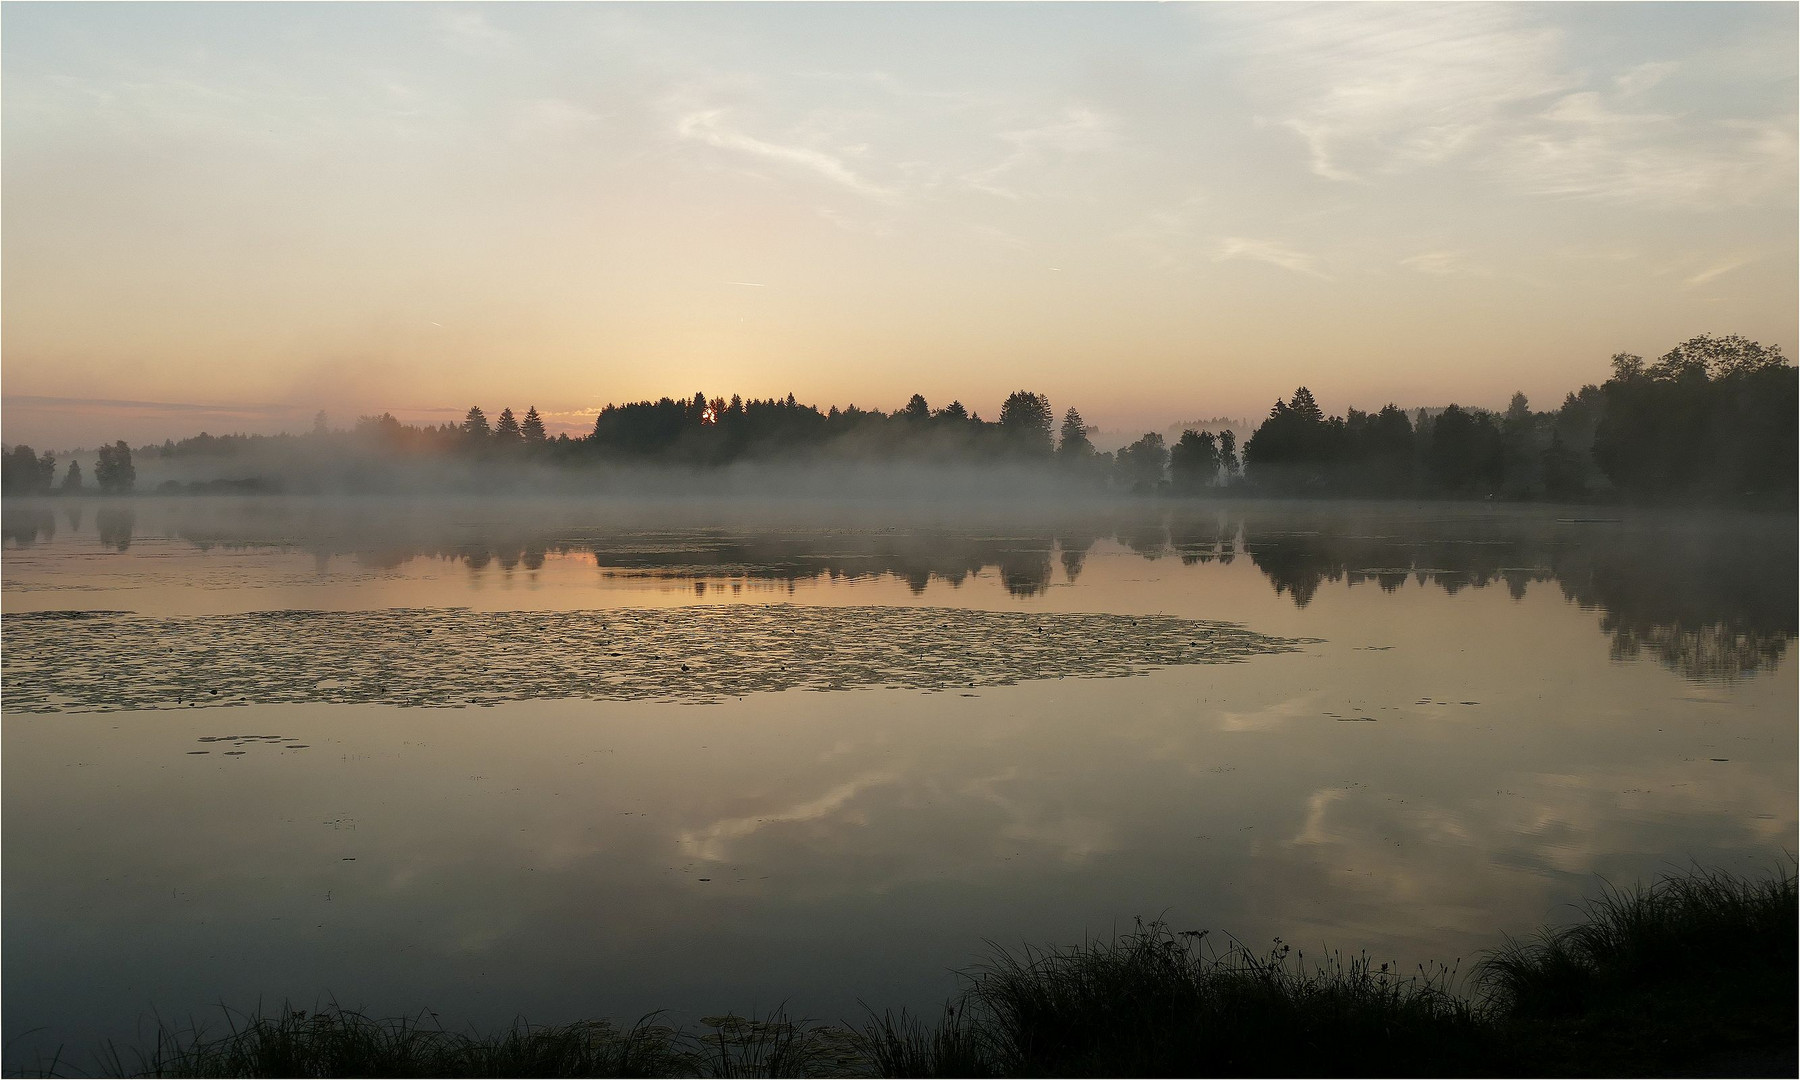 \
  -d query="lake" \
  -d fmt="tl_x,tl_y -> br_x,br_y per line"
3,496 -> 1793,1072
